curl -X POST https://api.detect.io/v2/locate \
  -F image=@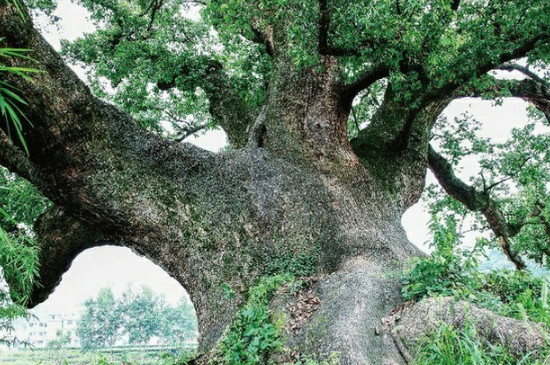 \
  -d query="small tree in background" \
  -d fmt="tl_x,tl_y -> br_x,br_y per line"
76,288 -> 122,350
118,286 -> 163,346
158,298 -> 198,345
